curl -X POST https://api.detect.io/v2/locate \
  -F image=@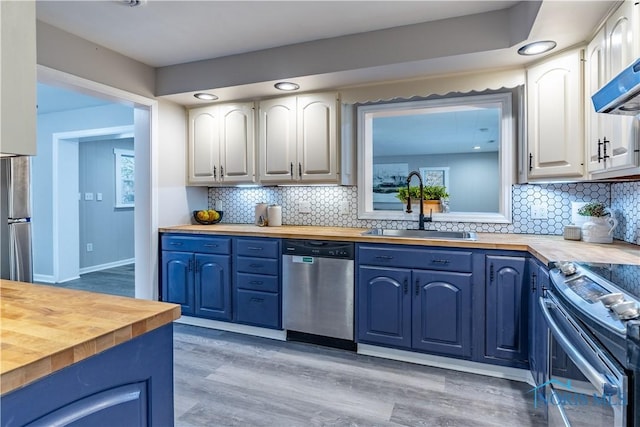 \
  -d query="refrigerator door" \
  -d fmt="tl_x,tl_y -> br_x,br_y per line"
8,156 -> 30,219
8,221 -> 32,282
